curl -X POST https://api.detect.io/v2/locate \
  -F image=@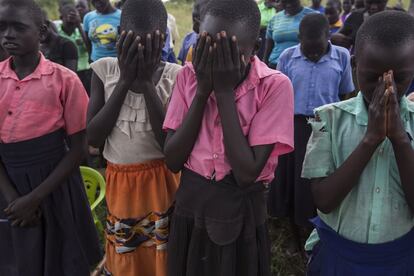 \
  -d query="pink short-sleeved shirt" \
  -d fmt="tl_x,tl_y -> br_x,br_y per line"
0,54 -> 89,143
163,56 -> 294,183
